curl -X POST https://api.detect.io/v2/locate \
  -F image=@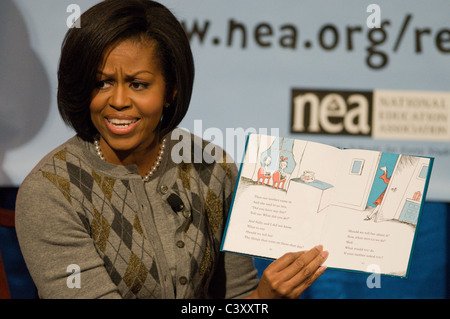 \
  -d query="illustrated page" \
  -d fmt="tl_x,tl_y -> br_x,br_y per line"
222,134 -> 339,258
222,134 -> 433,277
